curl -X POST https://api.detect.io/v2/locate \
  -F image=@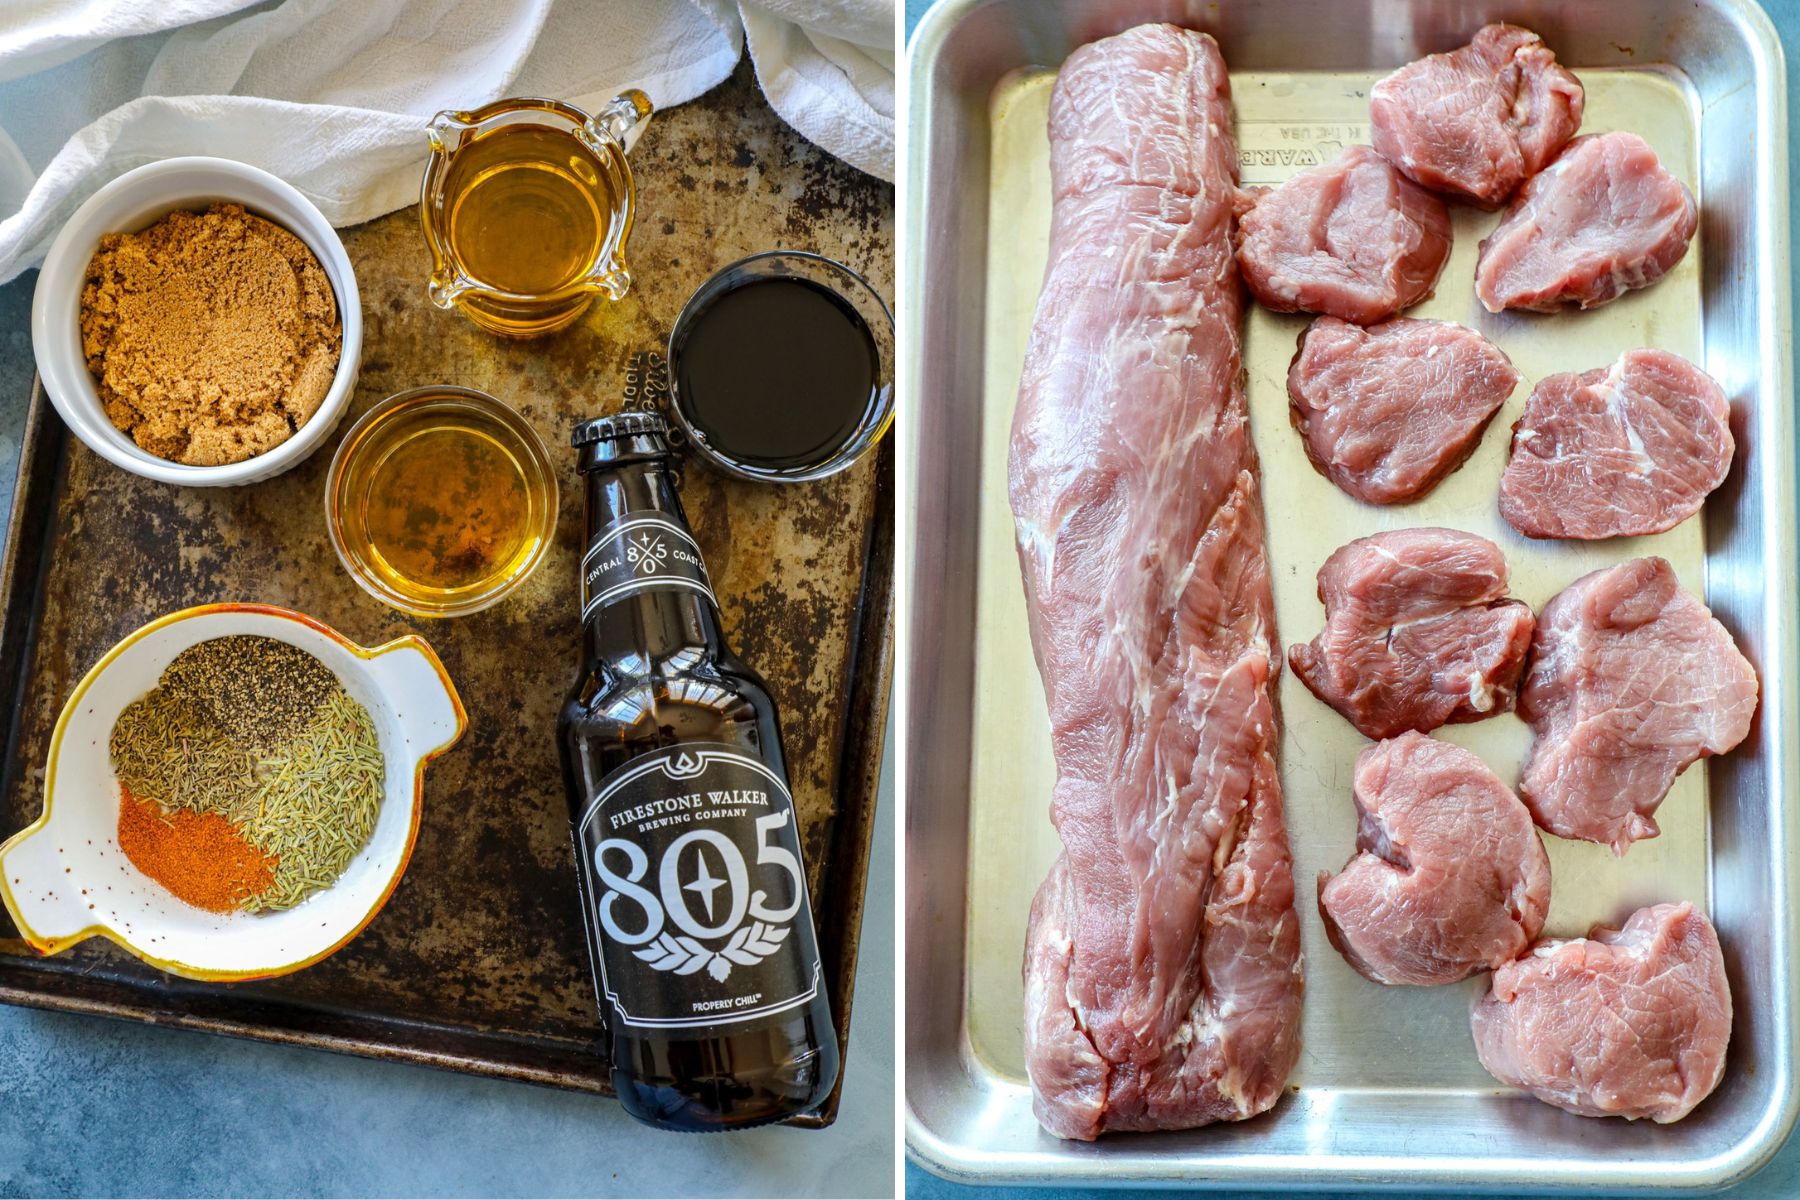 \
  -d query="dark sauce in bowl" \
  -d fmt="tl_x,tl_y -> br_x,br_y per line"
668,253 -> 892,482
